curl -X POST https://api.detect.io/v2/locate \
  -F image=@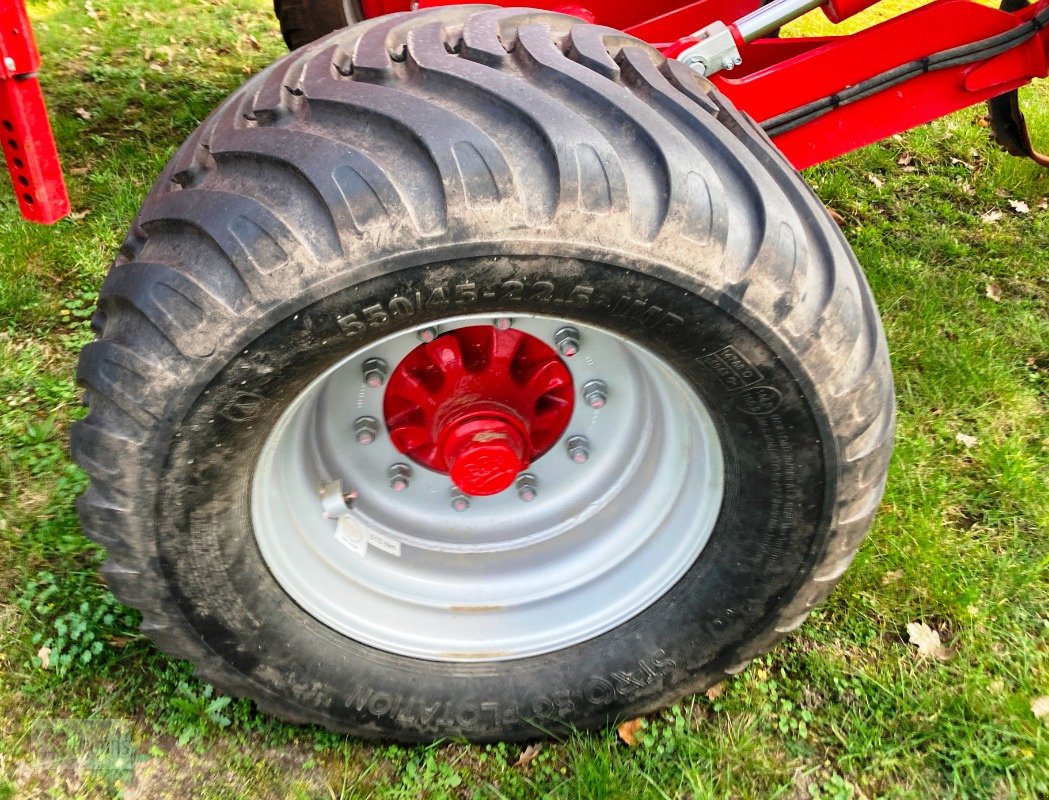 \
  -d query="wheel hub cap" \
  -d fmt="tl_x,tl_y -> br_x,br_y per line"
383,326 -> 574,496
